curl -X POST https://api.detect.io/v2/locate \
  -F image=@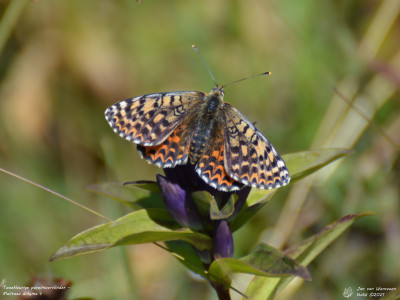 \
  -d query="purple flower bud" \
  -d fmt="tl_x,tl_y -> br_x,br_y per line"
156,174 -> 203,230
212,220 -> 233,258
159,164 -> 251,260
163,164 -> 216,193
